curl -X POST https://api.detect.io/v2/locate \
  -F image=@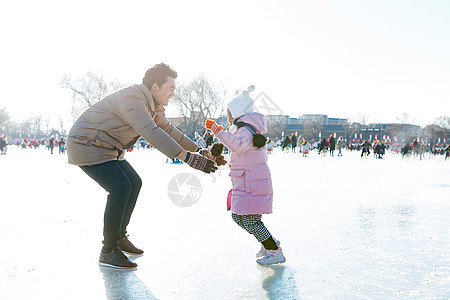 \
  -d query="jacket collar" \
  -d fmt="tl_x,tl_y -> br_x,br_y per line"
139,84 -> 165,114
